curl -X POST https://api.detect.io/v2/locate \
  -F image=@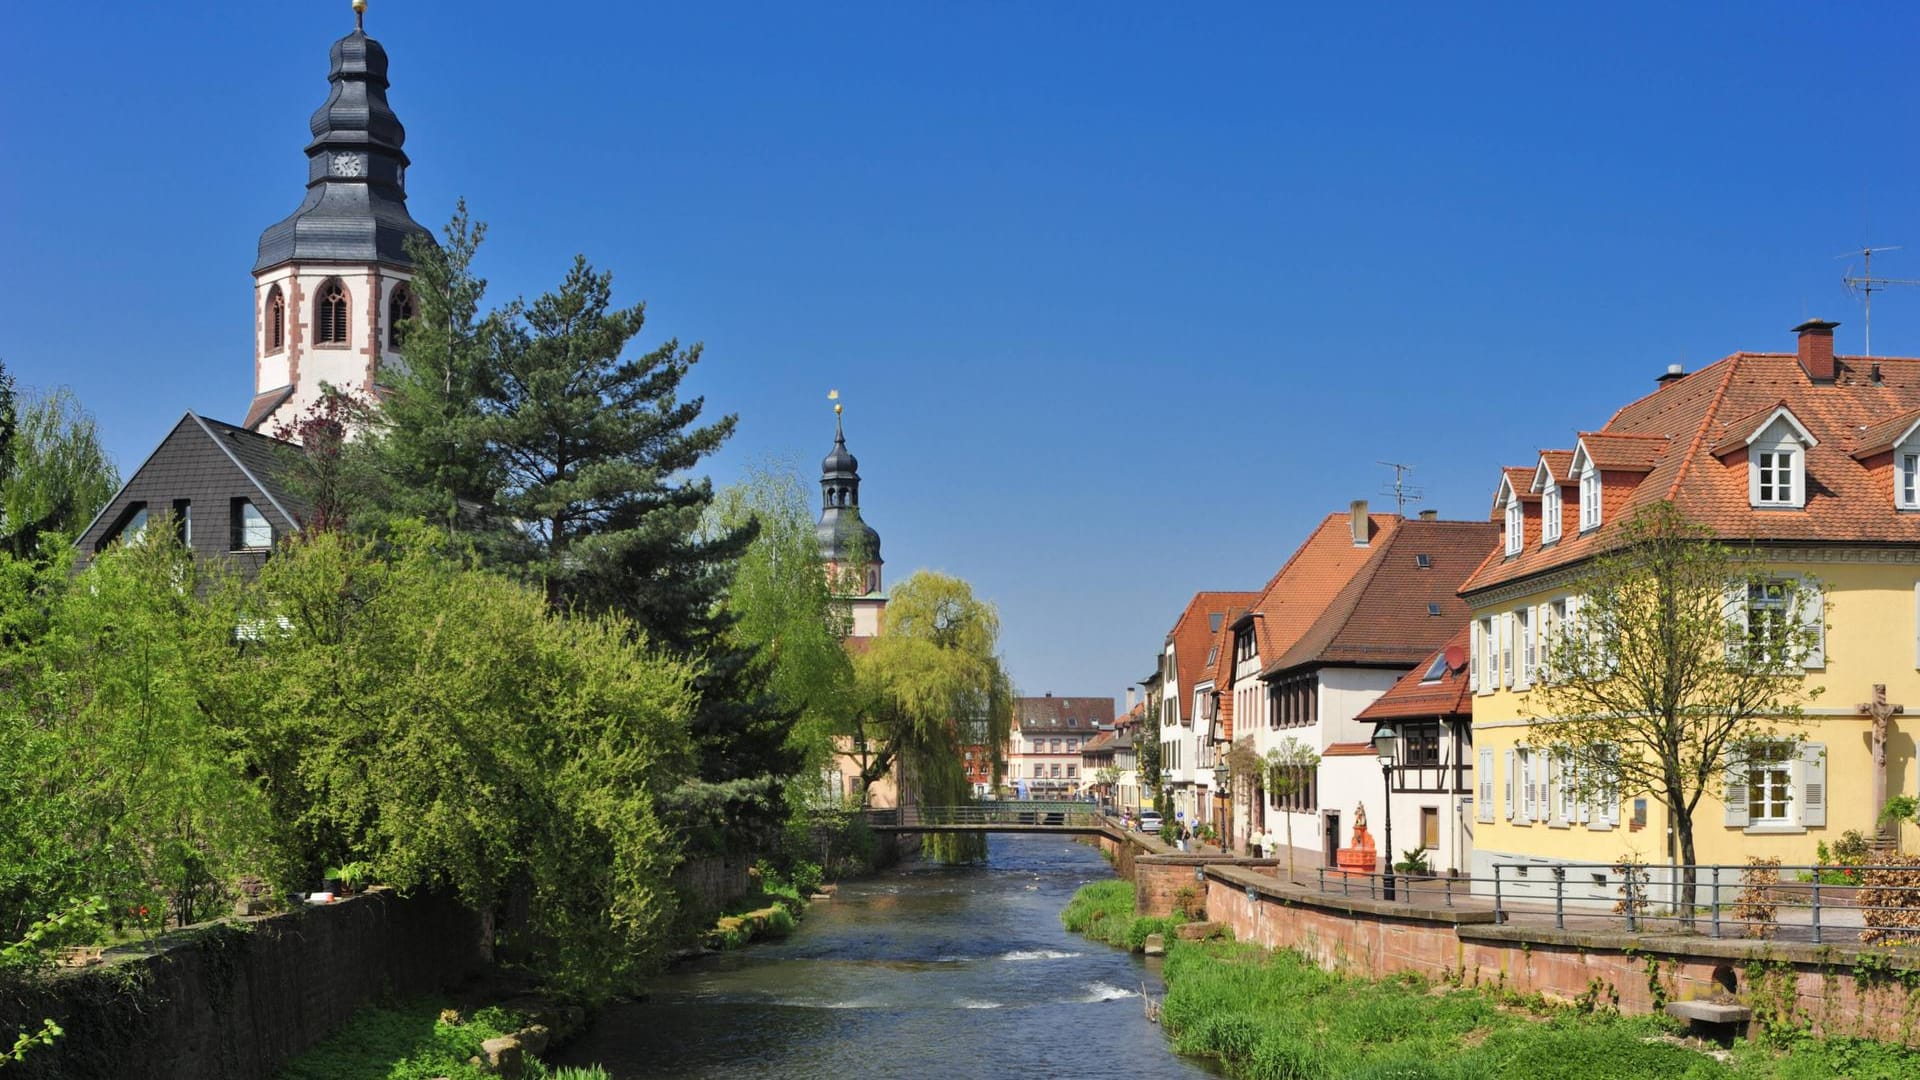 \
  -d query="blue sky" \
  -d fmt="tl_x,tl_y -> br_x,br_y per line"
5,2 -> 1920,703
